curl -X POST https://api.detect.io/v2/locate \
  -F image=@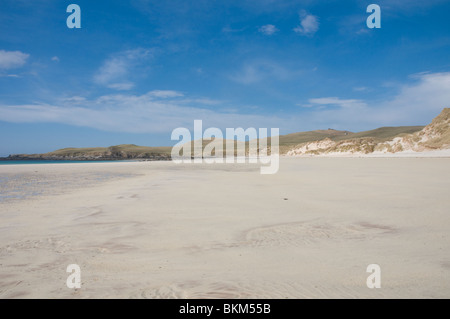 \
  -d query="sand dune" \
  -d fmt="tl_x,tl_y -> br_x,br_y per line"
287,108 -> 450,156
1,158 -> 450,298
